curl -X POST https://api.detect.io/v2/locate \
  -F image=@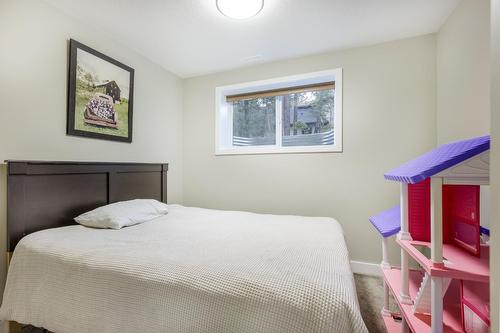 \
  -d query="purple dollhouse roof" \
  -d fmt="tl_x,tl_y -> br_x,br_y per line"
384,135 -> 490,184
369,205 -> 400,238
